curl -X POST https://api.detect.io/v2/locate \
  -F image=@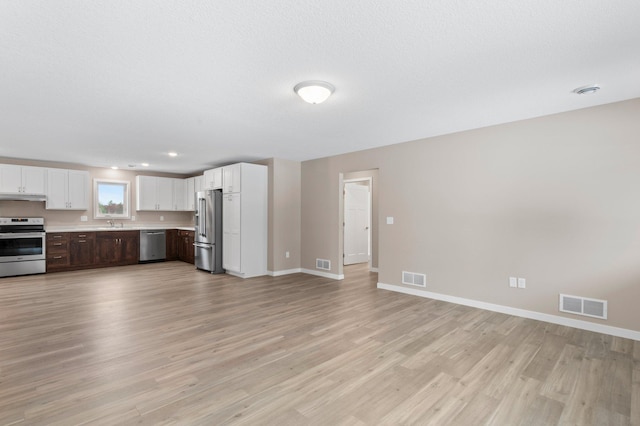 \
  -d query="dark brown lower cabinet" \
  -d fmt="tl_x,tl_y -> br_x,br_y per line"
165,229 -> 178,261
95,231 -> 139,267
46,233 -> 70,271
69,232 -> 95,267
46,229 -> 196,273
177,230 -> 195,264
